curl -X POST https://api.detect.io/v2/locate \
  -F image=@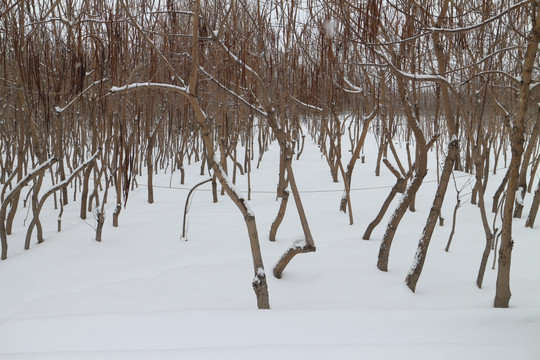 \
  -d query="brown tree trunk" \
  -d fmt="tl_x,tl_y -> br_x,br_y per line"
95,170 -> 109,243
525,178 -> 540,228
147,135 -> 154,204
492,170 -> 509,213
527,155 -> 540,193
376,73 -> 428,272
444,195 -> 461,252
340,108 -> 377,212
513,107 -> 540,218
363,177 -> 405,240
495,5 -> 540,308
80,162 -> 92,220
405,140 -> 458,292
269,190 -> 289,242
25,152 -> 99,249
473,144 -> 496,289
273,161 -> 316,278
25,170 -> 46,248
1,157 -> 56,260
